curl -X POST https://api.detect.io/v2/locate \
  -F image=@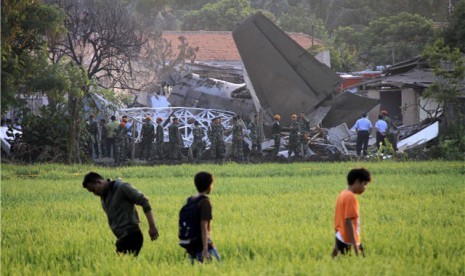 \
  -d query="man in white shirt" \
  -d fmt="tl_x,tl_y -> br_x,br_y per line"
354,113 -> 372,156
375,114 -> 388,150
